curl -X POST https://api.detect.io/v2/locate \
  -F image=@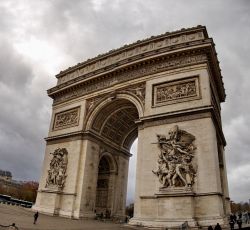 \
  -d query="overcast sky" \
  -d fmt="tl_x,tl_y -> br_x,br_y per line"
0,0 -> 249,204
